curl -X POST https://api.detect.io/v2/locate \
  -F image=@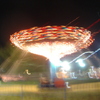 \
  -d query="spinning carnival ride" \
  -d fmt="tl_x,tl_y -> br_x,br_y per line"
10,26 -> 94,81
